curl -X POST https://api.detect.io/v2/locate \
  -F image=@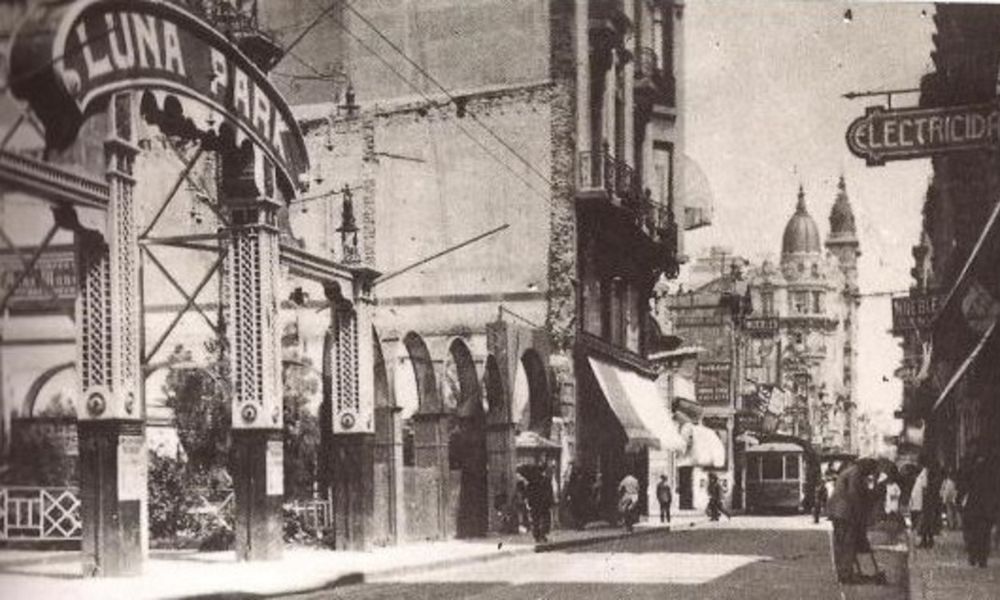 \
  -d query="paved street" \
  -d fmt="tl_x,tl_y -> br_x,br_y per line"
286,517 -> 907,600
